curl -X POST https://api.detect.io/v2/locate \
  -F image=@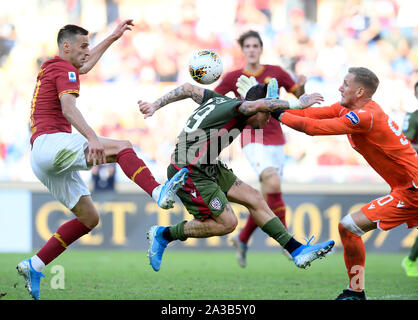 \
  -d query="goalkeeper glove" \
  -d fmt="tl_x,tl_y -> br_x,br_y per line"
271,109 -> 285,121
236,75 -> 258,98
266,78 -> 279,98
